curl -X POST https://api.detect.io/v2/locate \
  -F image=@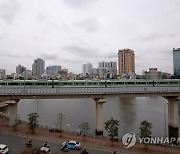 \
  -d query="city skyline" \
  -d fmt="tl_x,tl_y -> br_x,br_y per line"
0,0 -> 180,74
